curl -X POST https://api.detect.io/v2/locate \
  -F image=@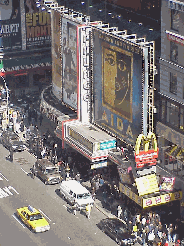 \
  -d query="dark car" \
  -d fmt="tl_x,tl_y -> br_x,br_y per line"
1,131 -> 25,152
97,218 -> 136,245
